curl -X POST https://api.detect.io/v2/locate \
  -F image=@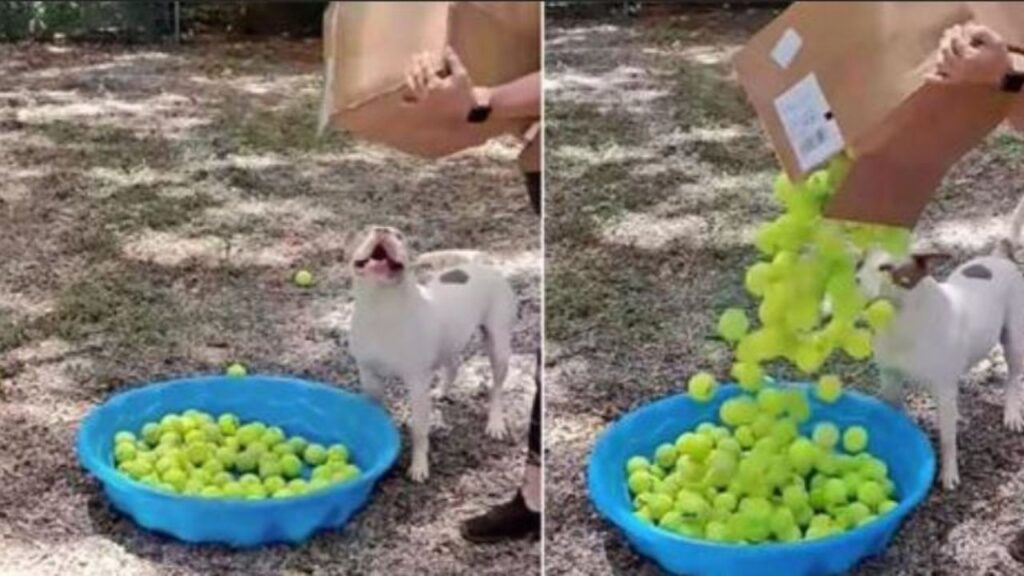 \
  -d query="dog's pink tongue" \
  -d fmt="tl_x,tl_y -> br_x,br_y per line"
365,259 -> 391,276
